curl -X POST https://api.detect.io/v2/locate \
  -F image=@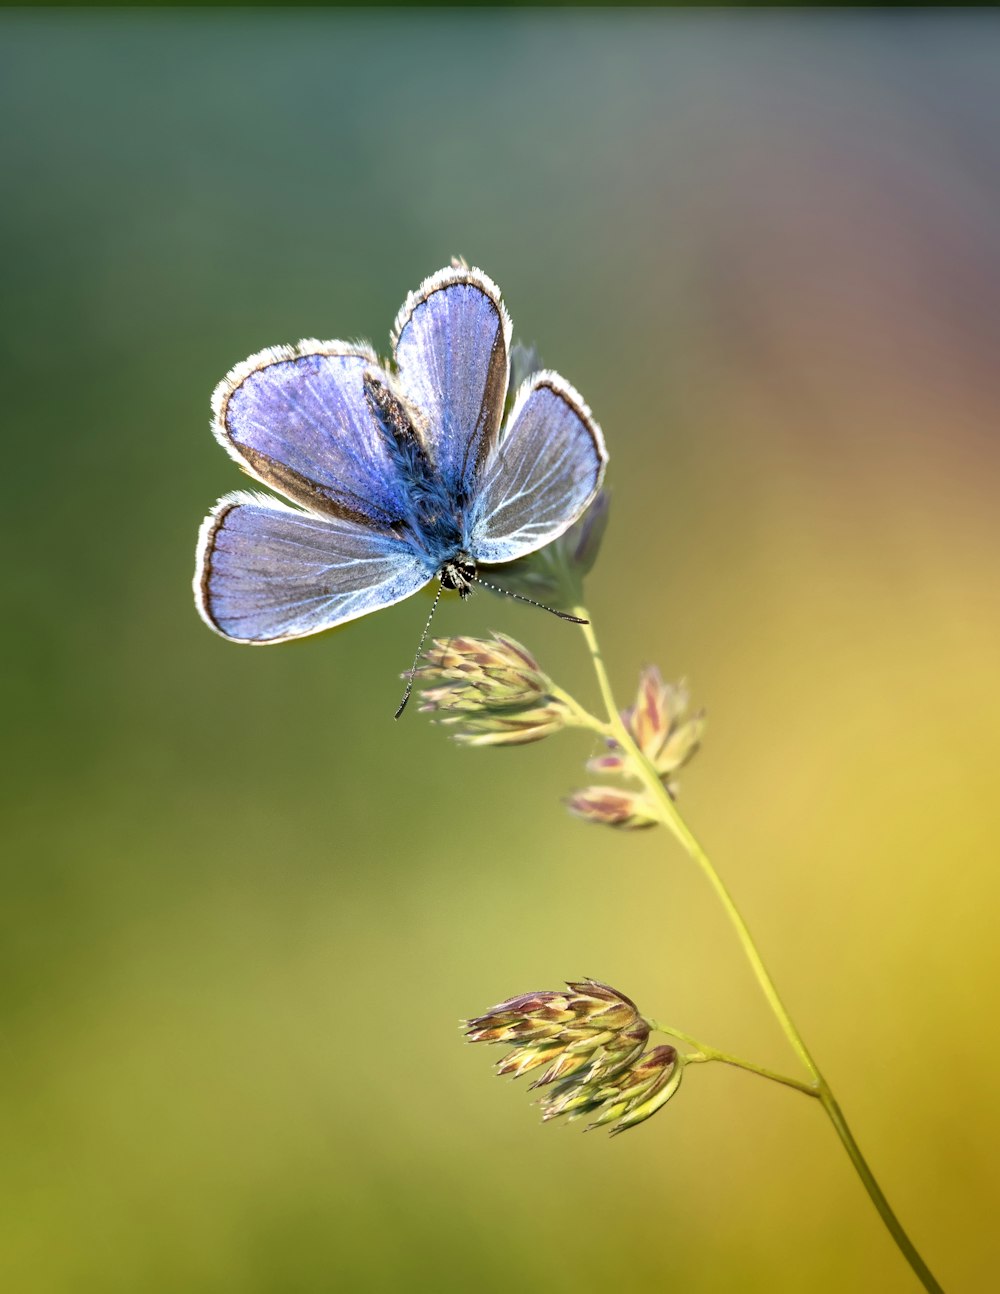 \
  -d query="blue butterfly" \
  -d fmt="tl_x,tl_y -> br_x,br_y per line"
193,264 -> 608,706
